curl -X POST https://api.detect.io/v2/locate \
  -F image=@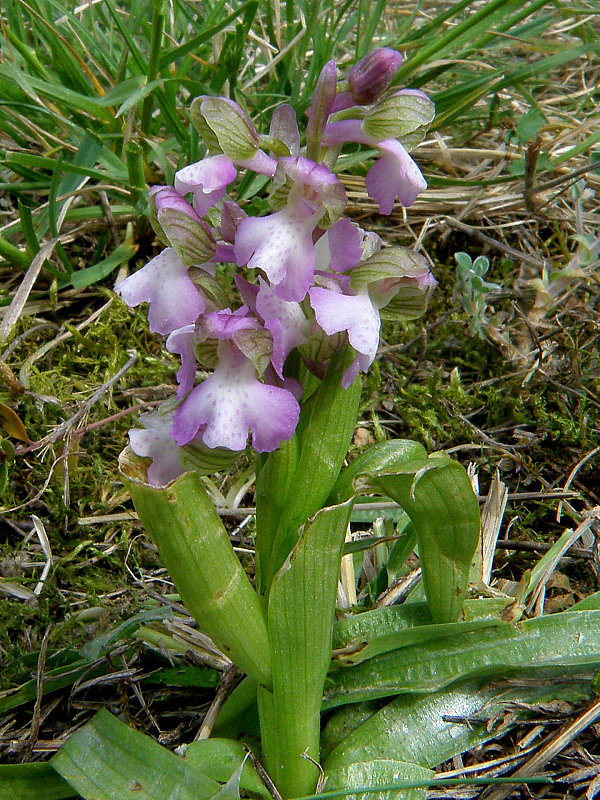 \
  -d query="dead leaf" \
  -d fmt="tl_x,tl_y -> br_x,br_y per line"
0,403 -> 30,441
